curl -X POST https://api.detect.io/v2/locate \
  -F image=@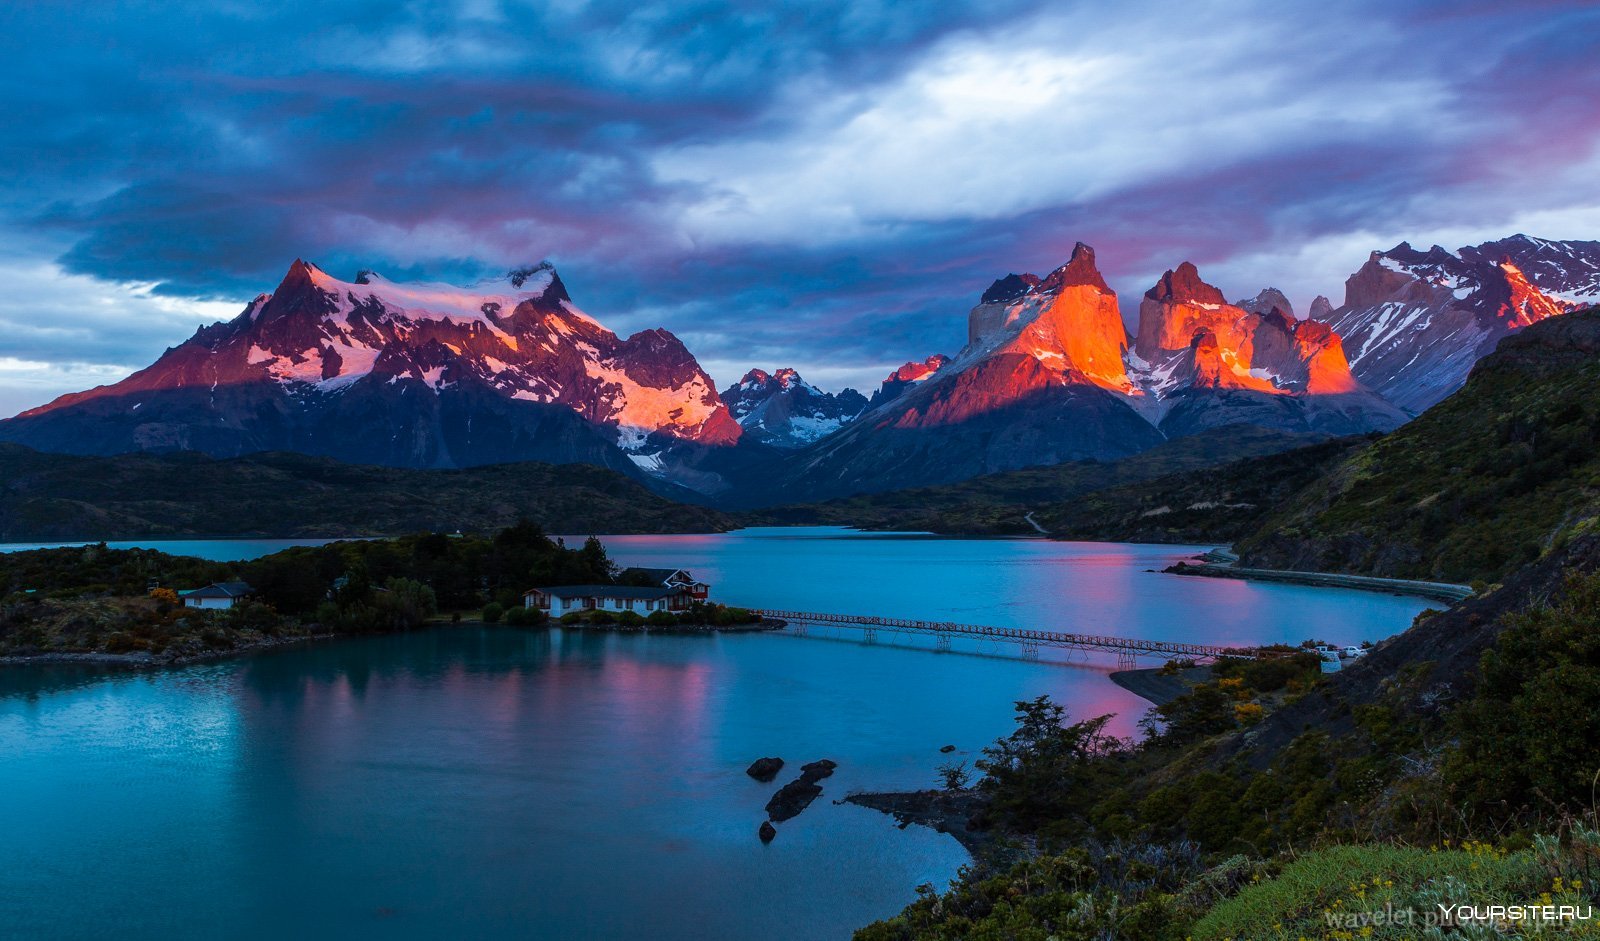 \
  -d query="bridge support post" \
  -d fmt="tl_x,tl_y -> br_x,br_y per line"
935,633 -> 951,652
791,622 -> 807,636
863,628 -> 878,644
1117,651 -> 1137,671
1021,641 -> 1039,660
